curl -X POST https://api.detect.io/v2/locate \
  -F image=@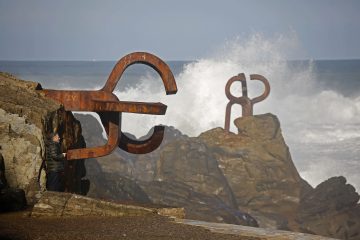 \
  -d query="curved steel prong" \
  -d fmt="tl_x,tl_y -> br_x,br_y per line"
102,52 -> 177,95
66,112 -> 119,160
224,73 -> 252,131
250,74 -> 270,104
119,126 -> 165,154
225,73 -> 246,102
